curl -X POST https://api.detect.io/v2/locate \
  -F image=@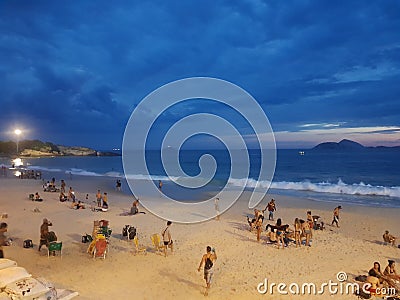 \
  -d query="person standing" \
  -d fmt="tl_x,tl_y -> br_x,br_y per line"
263,199 -> 276,221
214,197 -> 220,221
331,205 -> 342,227
116,179 -> 122,191
294,218 -> 302,248
161,221 -> 173,257
198,246 -> 217,296
158,180 -> 163,191
38,218 -> 53,251
96,190 -> 102,207
60,180 -> 66,193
